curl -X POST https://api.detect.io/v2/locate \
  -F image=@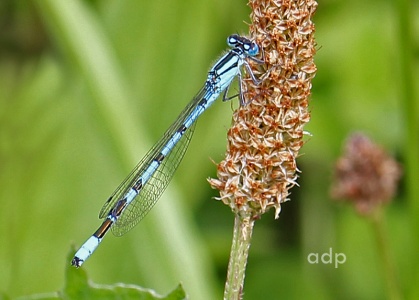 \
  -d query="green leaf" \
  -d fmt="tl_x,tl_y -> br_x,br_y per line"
12,249 -> 186,300
63,248 -> 186,300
